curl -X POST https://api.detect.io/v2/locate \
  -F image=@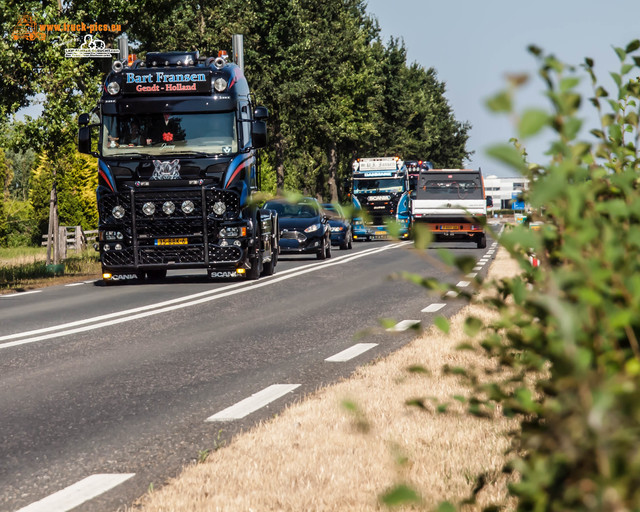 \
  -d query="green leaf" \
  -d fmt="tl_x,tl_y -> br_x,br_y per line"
559,76 -> 580,92
563,117 -> 583,140
406,365 -> 431,374
379,484 -> 421,506
518,109 -> 549,138
434,316 -> 450,334
485,90 -> 512,113
464,316 -> 484,337
610,72 -> 622,87
436,248 -> 456,267
625,39 -> 640,53
614,47 -> 626,61
405,398 -> 427,409
436,502 -> 457,512
486,143 -> 527,171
